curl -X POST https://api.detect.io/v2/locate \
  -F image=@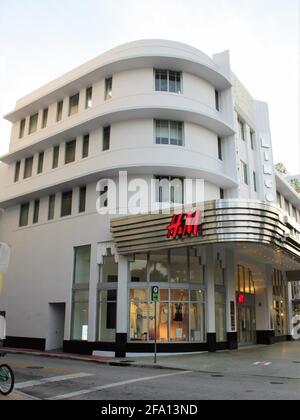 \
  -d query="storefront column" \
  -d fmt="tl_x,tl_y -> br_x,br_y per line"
256,265 -> 275,345
286,278 -> 293,340
88,244 -> 98,342
116,255 -> 128,357
225,249 -> 238,349
206,247 -> 216,352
